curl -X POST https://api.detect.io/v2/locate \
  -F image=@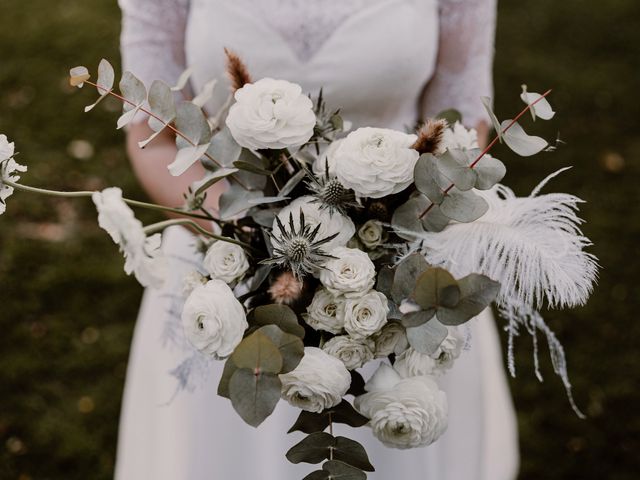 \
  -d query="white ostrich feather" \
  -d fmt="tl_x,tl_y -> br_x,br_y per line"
416,168 -> 599,310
